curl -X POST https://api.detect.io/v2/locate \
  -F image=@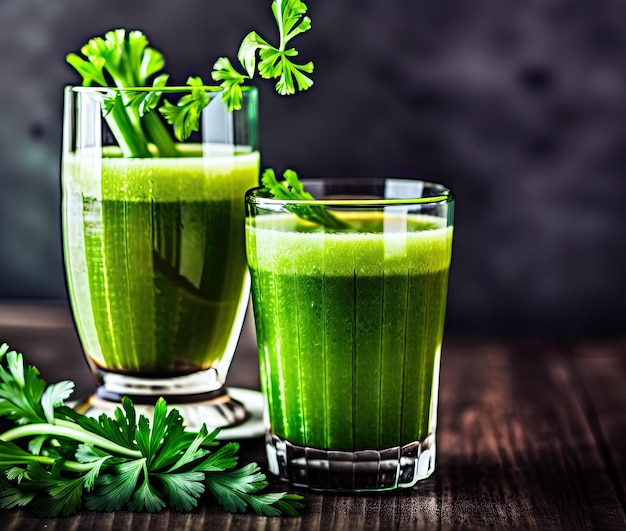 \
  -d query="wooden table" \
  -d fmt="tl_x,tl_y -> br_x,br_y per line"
0,301 -> 624,530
